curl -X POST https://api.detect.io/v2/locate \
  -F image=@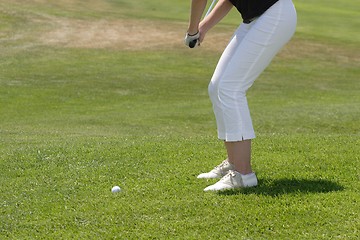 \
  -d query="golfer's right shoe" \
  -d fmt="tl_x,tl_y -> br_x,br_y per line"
197,159 -> 235,179
203,170 -> 258,192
